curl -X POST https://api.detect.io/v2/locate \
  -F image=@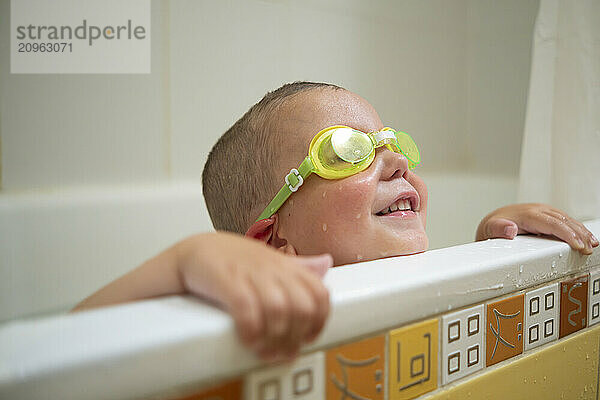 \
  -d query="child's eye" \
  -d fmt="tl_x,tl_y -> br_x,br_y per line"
318,136 -> 351,168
